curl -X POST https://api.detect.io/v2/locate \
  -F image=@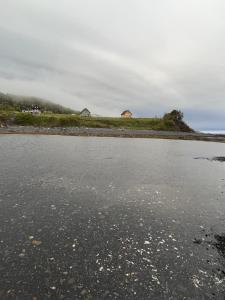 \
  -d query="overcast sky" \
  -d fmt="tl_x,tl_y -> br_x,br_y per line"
0,0 -> 225,130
